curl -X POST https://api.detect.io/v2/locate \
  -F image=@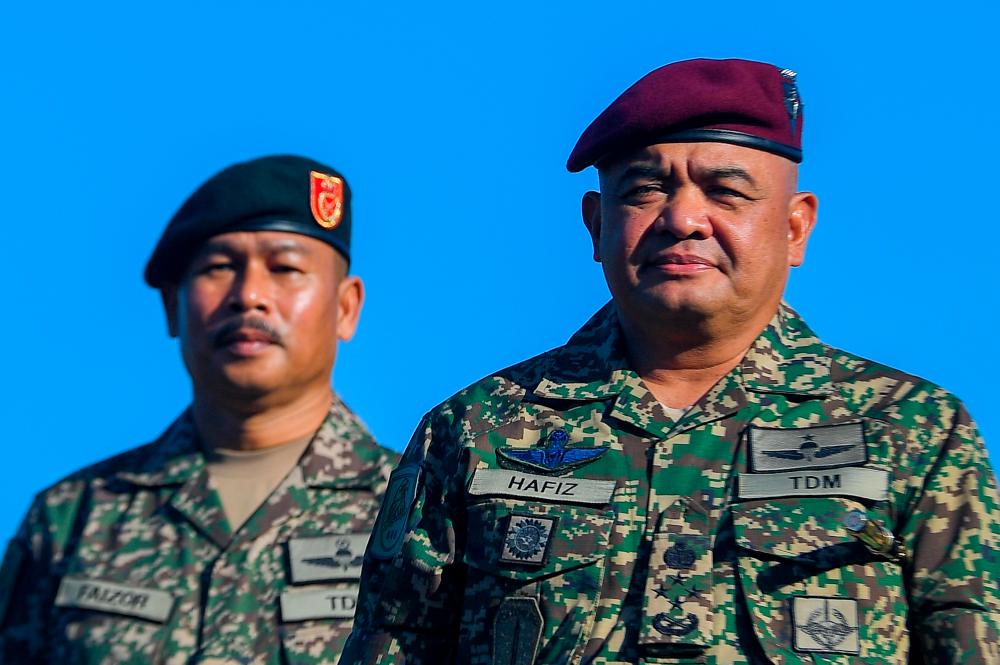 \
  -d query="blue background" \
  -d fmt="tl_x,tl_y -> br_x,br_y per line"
2,2 -> 997,541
